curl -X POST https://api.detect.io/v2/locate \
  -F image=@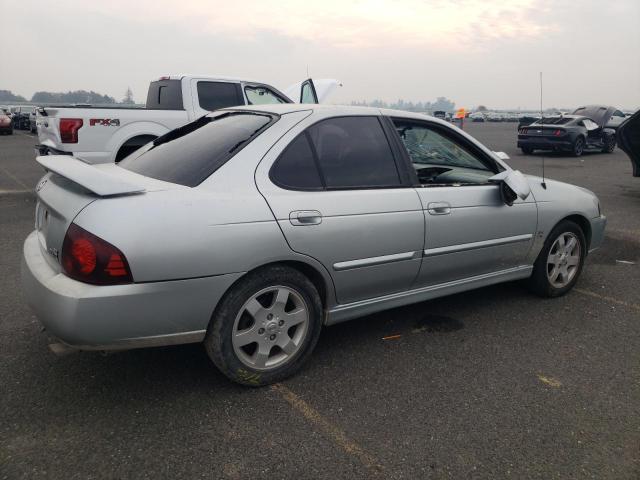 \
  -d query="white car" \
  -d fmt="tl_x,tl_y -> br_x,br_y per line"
35,75 -> 340,164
